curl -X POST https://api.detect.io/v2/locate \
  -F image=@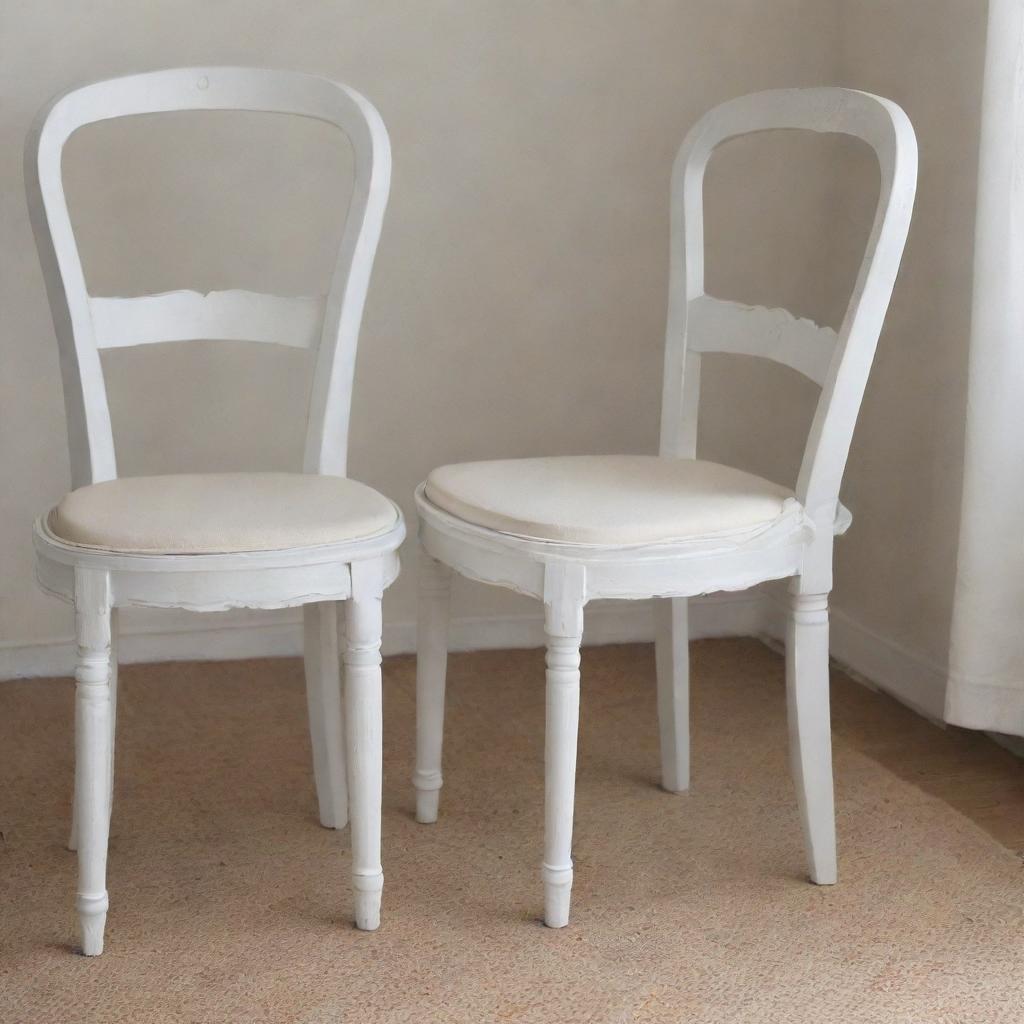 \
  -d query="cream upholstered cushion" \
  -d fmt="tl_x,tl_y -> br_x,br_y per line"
424,455 -> 797,546
49,472 -> 399,554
